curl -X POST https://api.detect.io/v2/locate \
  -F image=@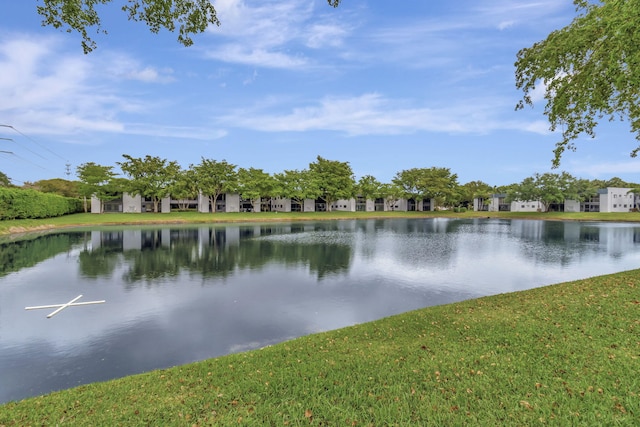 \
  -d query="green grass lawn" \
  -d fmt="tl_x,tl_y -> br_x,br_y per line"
0,270 -> 638,425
